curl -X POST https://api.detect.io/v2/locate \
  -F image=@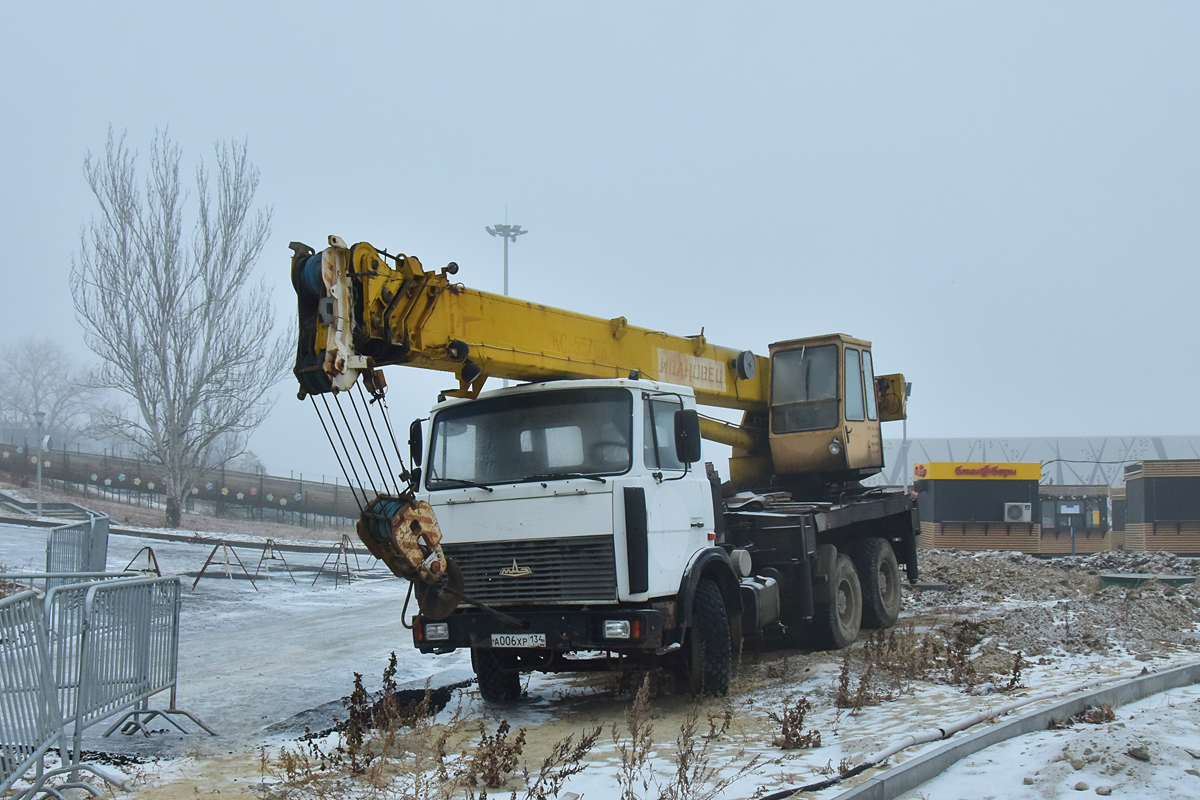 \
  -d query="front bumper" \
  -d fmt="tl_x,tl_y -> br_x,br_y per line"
414,607 -> 669,654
